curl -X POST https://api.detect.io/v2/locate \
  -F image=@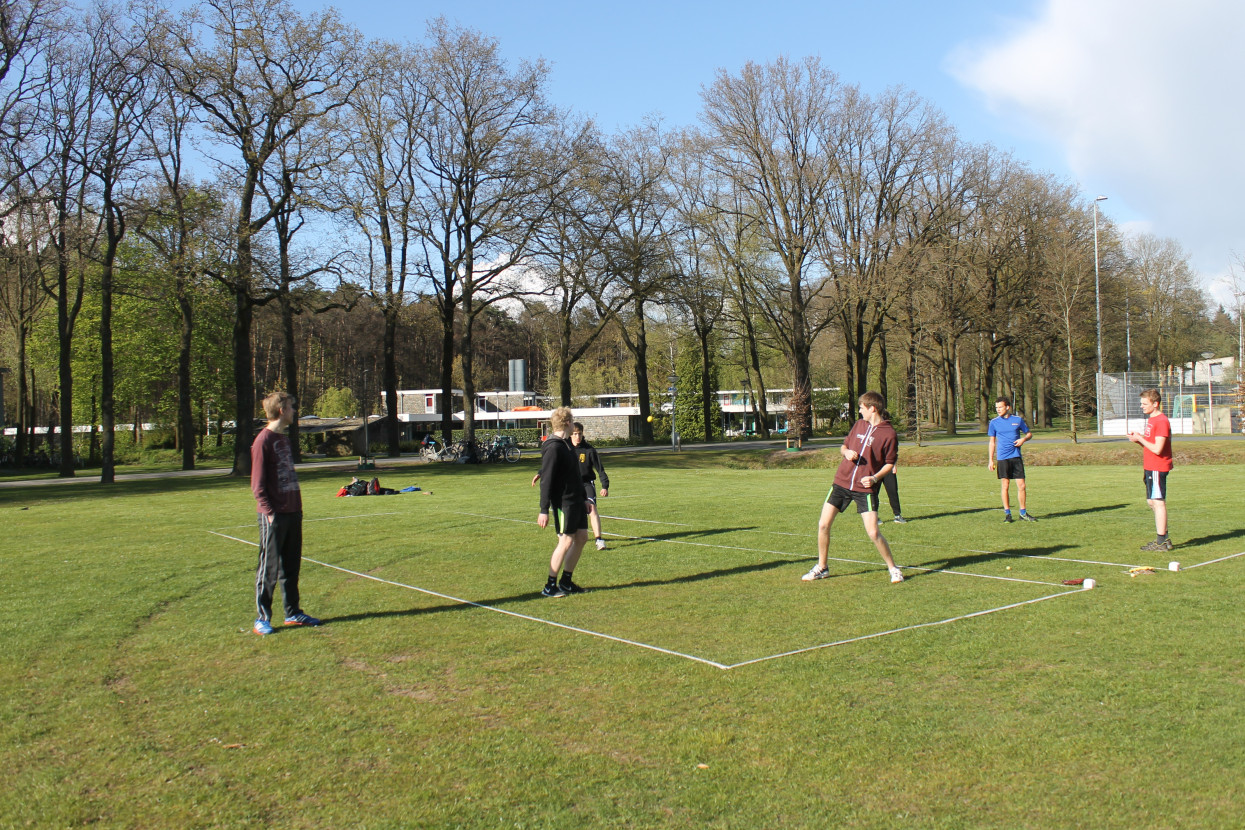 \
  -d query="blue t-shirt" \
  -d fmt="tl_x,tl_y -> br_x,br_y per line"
989,415 -> 1030,460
